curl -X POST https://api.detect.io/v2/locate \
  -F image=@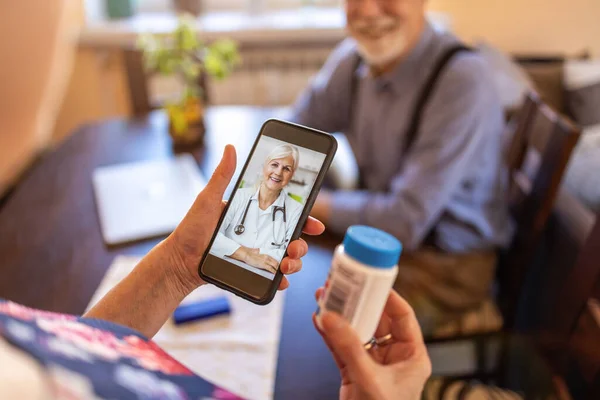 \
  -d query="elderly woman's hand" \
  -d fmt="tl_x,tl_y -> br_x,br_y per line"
166,145 -> 325,292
